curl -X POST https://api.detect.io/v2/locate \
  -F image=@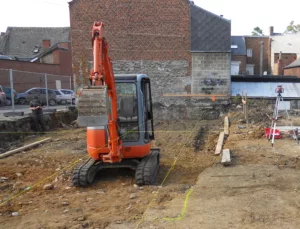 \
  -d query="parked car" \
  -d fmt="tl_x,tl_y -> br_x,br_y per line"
0,85 -> 17,105
54,90 -> 75,105
17,88 -> 57,106
0,55 -> 12,60
0,87 -> 6,106
59,89 -> 75,105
